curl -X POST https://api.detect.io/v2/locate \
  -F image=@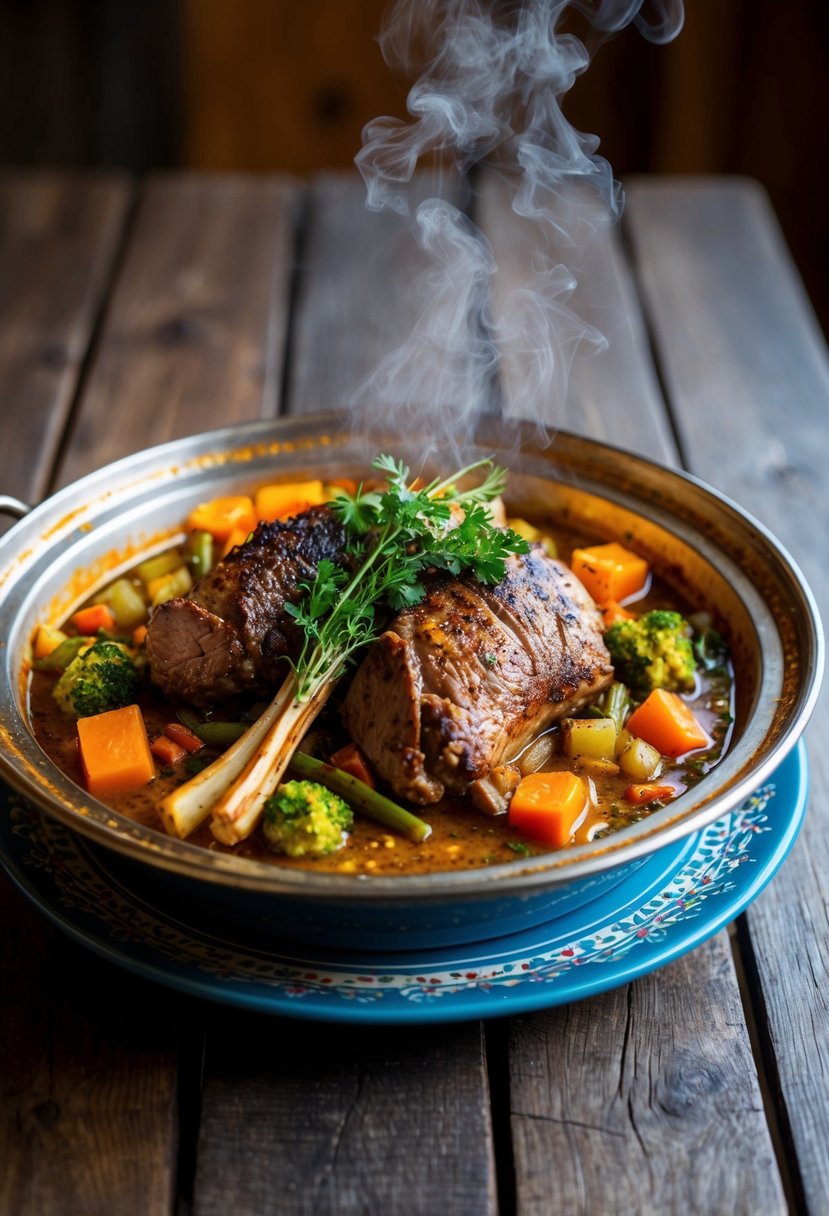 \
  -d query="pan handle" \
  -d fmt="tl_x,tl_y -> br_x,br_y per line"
0,495 -> 32,520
